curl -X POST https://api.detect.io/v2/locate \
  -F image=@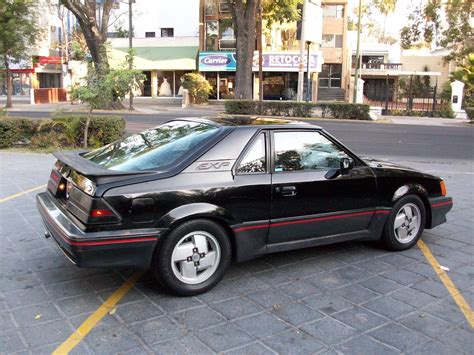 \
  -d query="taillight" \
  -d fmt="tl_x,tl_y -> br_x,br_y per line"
90,209 -> 114,218
440,180 -> 447,196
